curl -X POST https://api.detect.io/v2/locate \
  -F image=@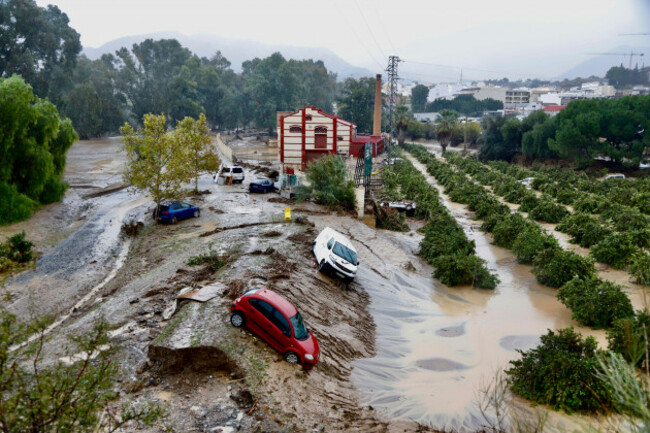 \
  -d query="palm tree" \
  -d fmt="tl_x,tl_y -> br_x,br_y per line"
395,105 -> 412,147
434,109 -> 459,154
